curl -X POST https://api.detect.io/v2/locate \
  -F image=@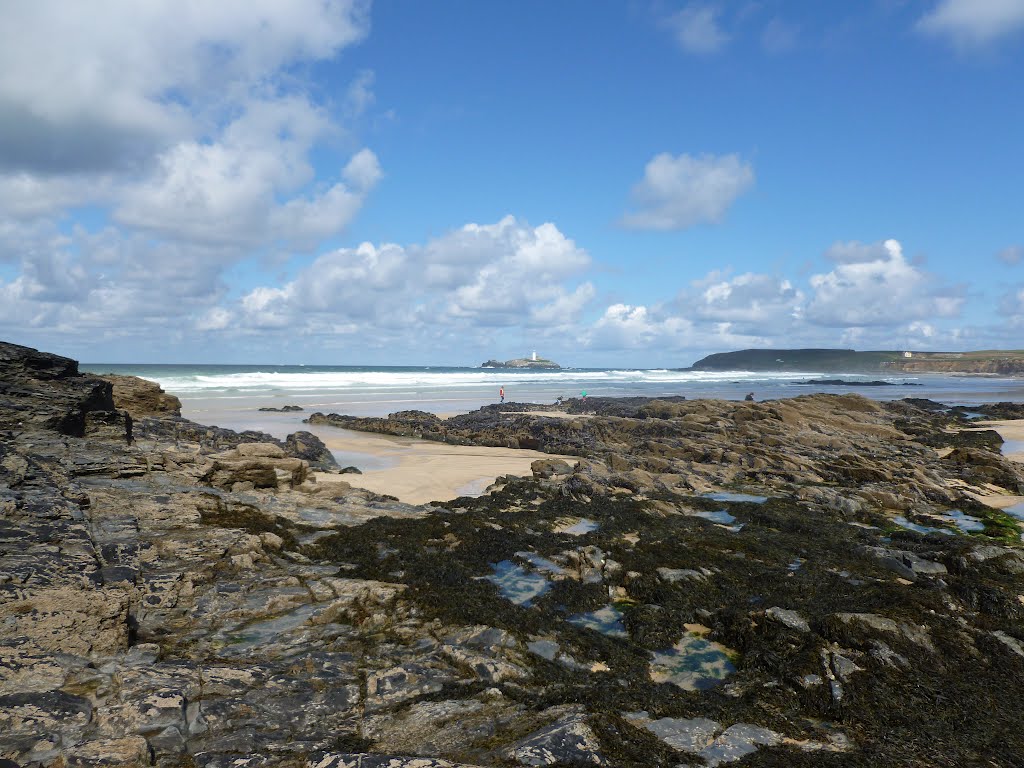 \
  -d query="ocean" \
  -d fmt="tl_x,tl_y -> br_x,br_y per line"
81,363 -> 1024,441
